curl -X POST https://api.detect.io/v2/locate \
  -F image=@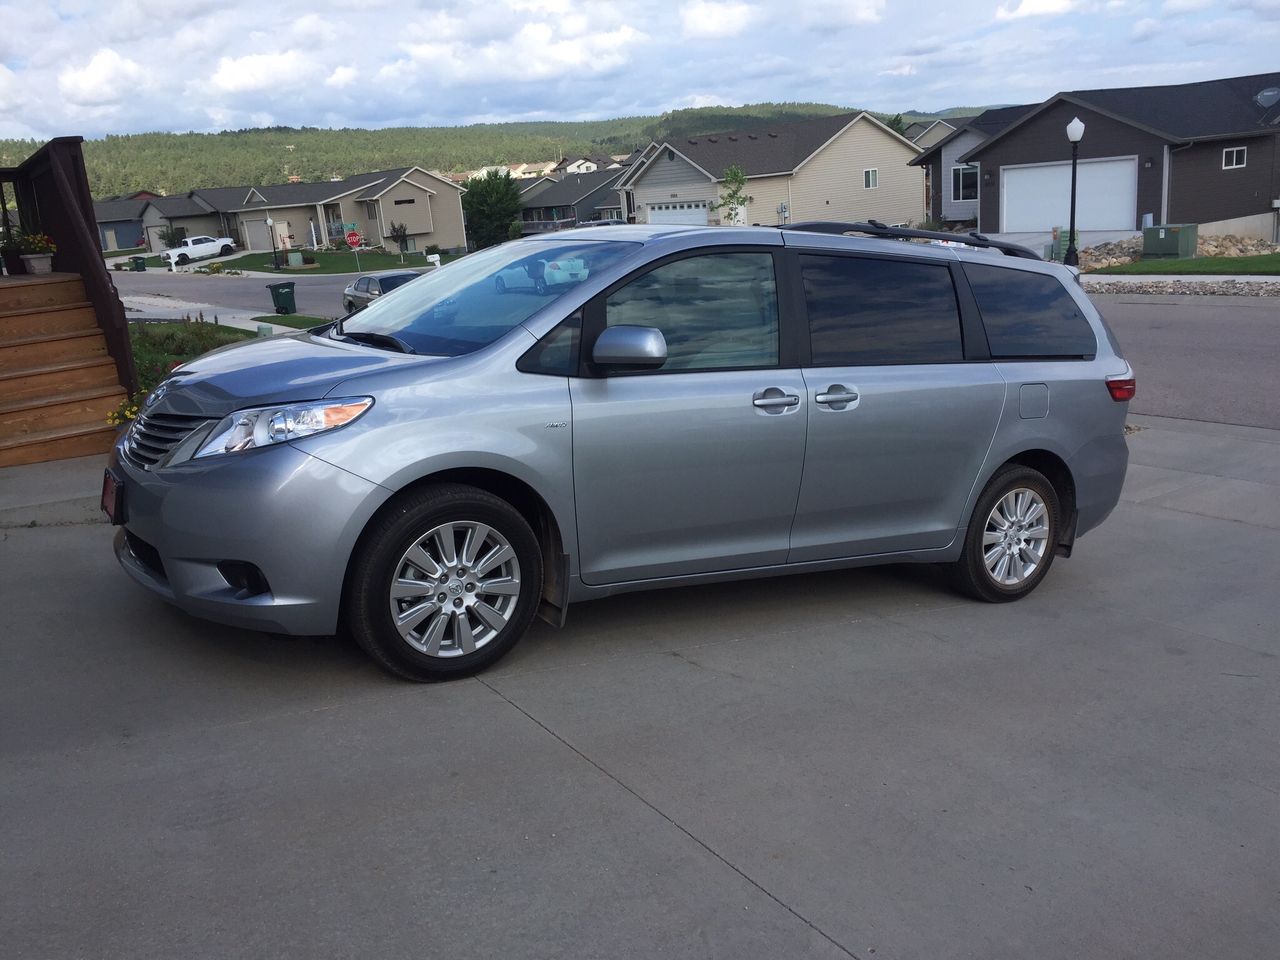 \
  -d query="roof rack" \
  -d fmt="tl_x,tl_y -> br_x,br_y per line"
778,220 -> 1042,260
